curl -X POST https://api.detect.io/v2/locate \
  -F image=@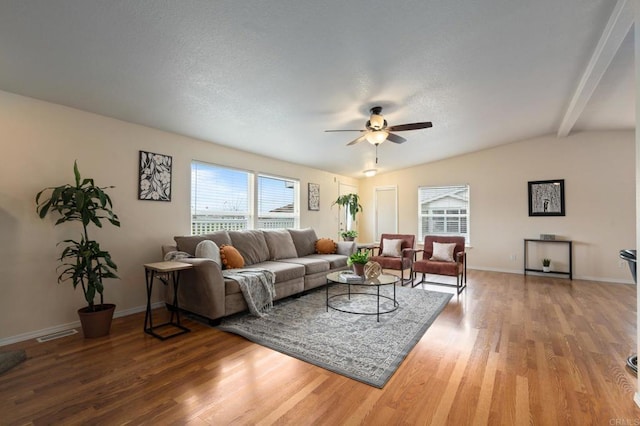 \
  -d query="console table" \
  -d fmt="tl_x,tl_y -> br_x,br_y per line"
523,239 -> 572,279
143,261 -> 192,340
